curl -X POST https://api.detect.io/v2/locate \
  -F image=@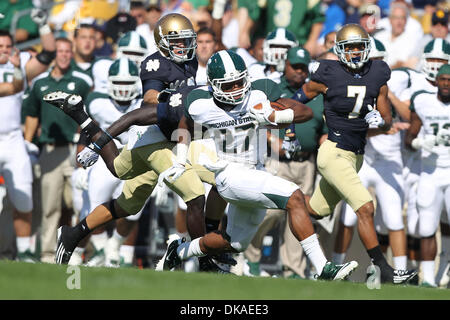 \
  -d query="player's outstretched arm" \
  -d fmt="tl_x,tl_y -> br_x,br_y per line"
275,97 -> 313,124
105,103 -> 158,138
